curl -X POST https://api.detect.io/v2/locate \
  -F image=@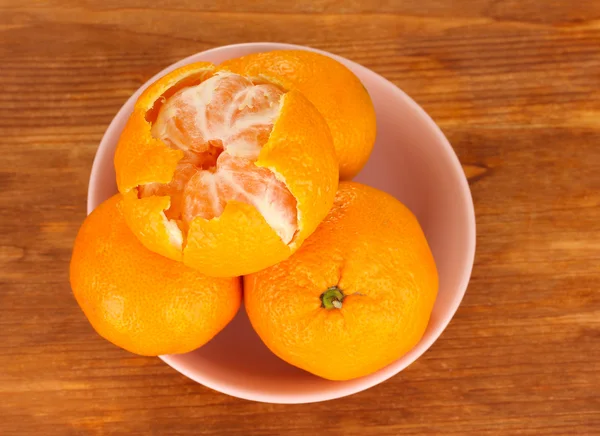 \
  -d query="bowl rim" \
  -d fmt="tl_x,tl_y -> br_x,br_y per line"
89,42 -> 476,404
